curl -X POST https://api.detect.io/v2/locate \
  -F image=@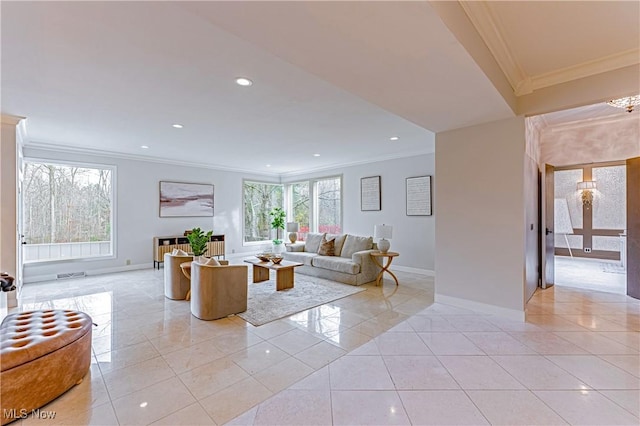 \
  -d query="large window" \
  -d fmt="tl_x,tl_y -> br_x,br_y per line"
243,176 -> 342,245
290,182 -> 310,240
22,160 -> 114,262
285,176 -> 342,240
243,181 -> 283,243
316,177 -> 342,234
